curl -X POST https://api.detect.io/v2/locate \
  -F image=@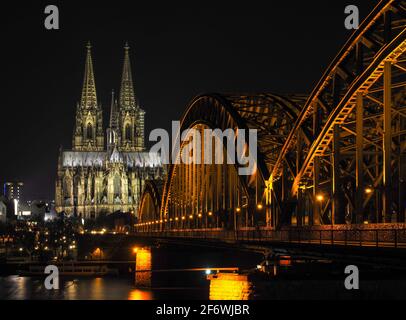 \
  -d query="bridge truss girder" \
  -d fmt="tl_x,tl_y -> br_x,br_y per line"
137,0 -> 406,232
271,0 -> 406,226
